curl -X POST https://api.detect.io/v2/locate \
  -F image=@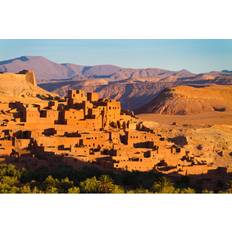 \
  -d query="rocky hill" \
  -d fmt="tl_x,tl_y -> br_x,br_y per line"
0,71 -> 55,102
179,71 -> 232,85
137,85 -> 232,115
